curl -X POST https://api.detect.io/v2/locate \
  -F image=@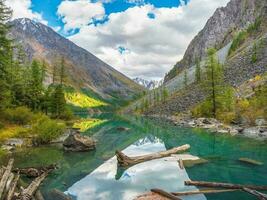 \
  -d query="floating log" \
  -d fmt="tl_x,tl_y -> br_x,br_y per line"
151,189 -> 182,200
6,173 -> 20,200
116,144 -> 190,167
18,170 -> 51,200
185,180 -> 267,190
13,164 -> 57,178
178,159 -> 184,169
239,158 -> 263,166
243,188 -> 267,200
171,188 -> 239,196
0,158 -> 14,199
